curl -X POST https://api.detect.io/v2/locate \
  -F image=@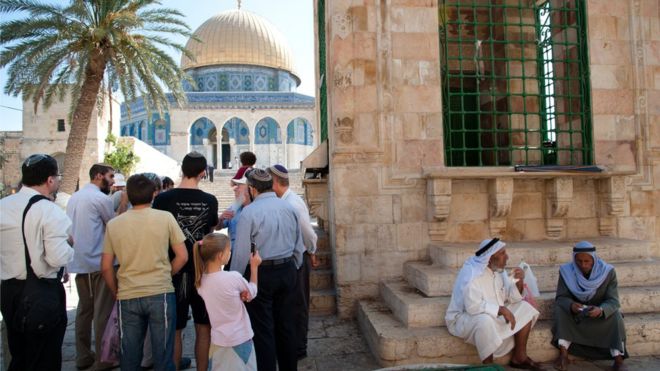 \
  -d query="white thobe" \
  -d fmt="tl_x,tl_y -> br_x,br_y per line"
446,267 -> 540,360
